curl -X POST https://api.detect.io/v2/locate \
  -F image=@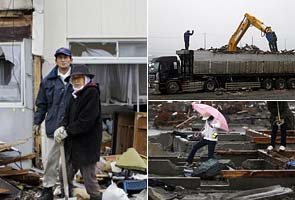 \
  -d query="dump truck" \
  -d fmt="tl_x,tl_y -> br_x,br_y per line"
150,50 -> 295,94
